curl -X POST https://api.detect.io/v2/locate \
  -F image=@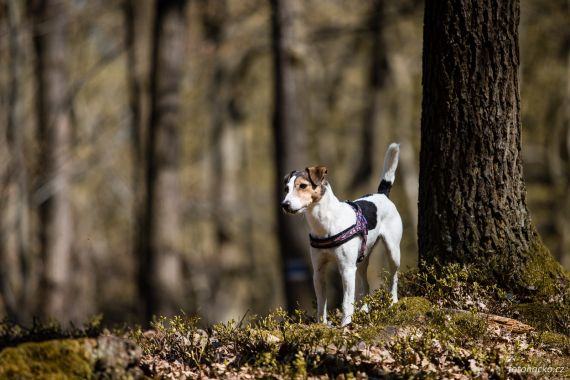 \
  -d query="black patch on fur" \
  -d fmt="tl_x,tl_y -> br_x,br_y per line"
354,200 -> 377,231
377,179 -> 392,197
